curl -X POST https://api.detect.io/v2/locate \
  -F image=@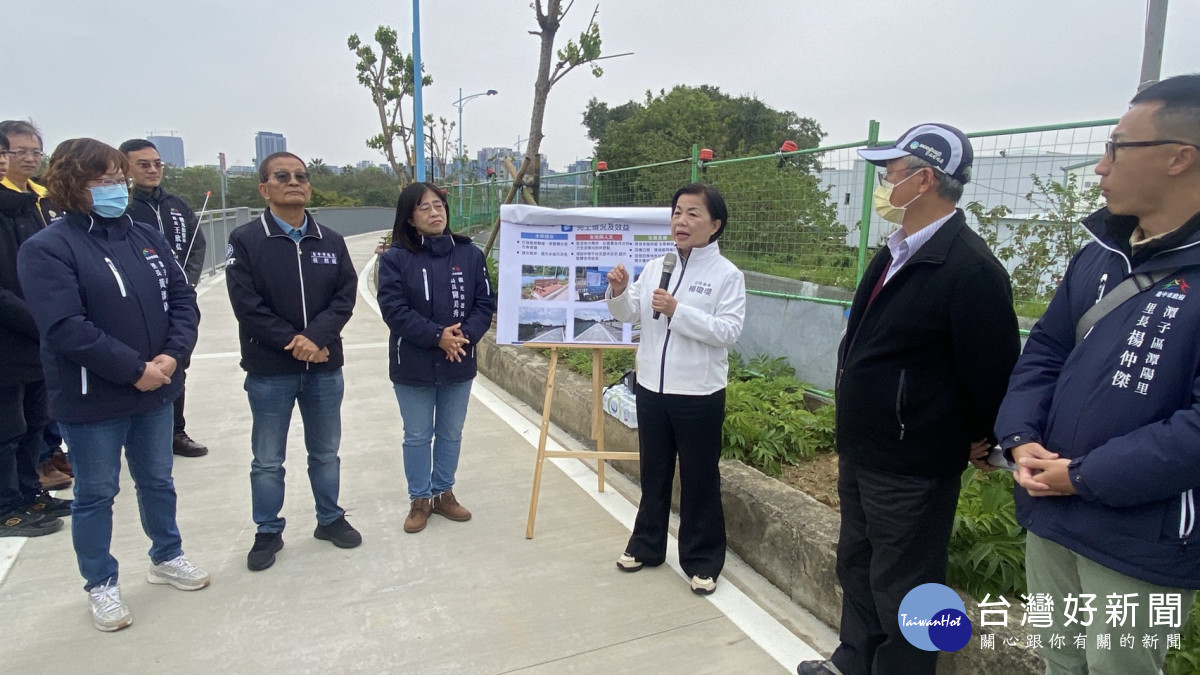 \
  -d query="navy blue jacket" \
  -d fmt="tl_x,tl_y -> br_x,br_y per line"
16,212 -> 198,423
377,234 -> 495,386
225,210 -> 357,375
129,187 -> 207,286
996,207 -> 1200,588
